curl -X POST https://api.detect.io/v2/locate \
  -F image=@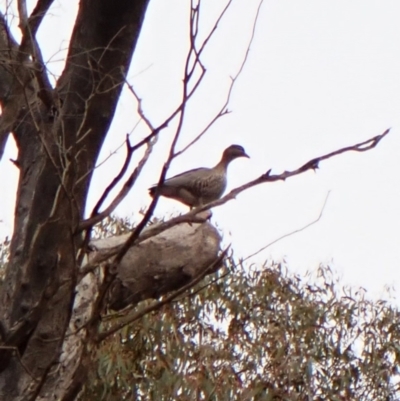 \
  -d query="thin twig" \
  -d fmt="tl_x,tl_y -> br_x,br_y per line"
124,0 -> 239,157
79,136 -> 156,231
175,0 -> 264,156
242,191 -> 331,262
91,119 -> 141,171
